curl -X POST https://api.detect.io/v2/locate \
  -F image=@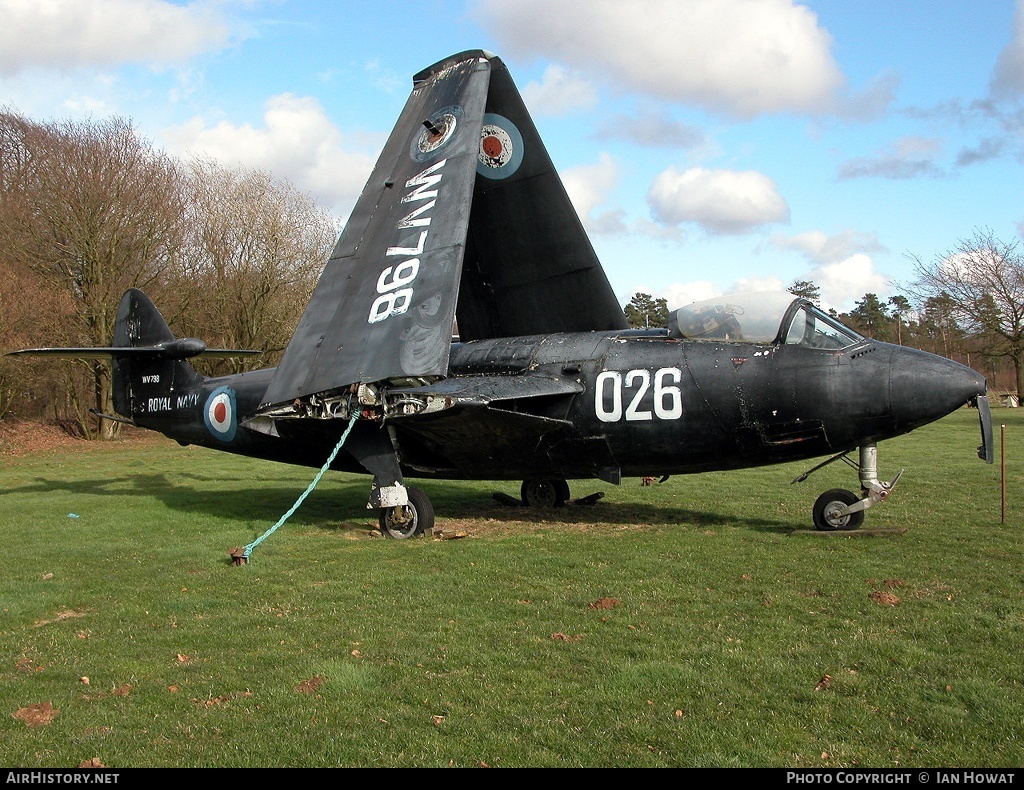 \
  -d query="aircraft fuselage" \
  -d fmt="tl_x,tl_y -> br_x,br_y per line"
129,327 -> 985,487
